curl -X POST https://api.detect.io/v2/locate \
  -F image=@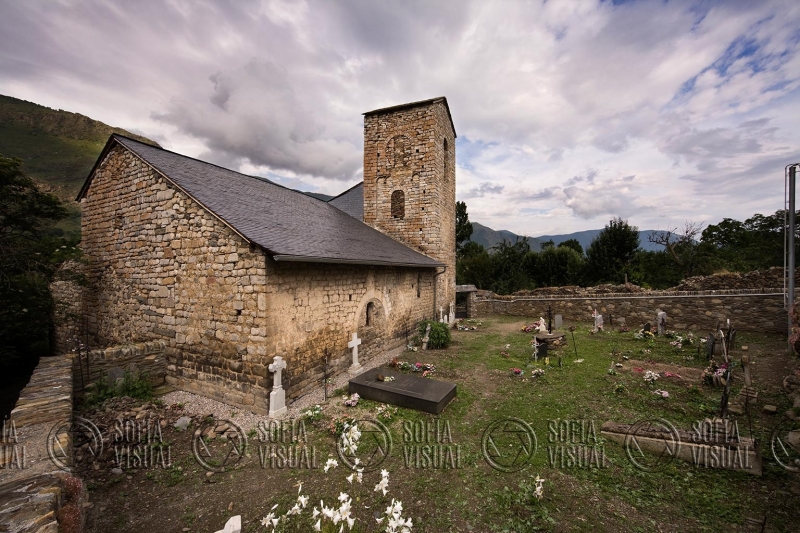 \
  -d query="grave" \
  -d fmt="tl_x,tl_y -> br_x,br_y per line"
348,366 -> 457,415
554,314 -> 563,330
601,419 -> 761,475
268,356 -> 288,418
347,332 -> 363,375
657,311 -> 667,335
